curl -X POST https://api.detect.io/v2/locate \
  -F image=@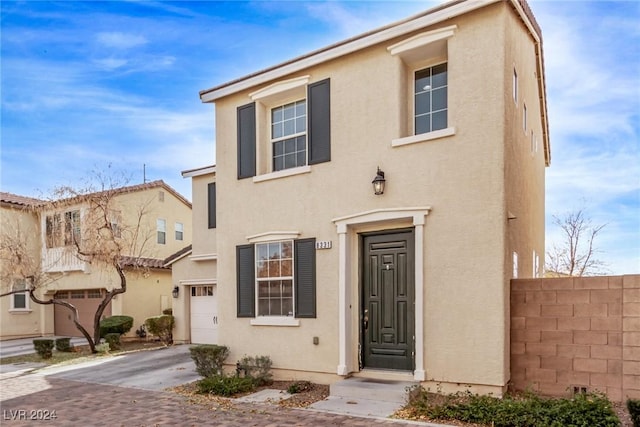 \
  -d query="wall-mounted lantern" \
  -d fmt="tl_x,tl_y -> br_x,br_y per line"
172,286 -> 179,298
372,167 -> 386,195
